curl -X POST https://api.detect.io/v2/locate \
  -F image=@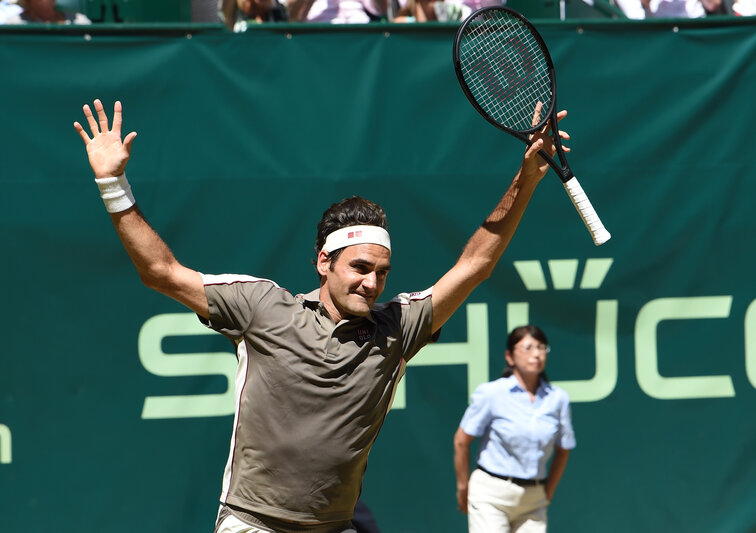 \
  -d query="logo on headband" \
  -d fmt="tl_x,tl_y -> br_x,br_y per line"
322,225 -> 391,254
